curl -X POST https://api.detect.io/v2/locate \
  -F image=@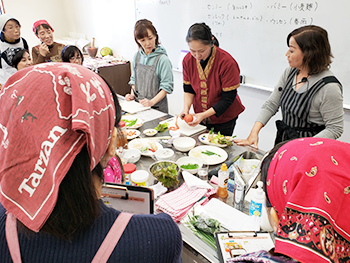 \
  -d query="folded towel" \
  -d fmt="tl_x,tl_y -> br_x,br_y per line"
155,181 -> 216,222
